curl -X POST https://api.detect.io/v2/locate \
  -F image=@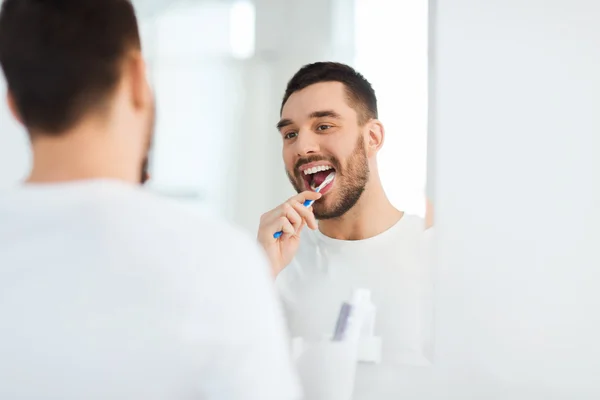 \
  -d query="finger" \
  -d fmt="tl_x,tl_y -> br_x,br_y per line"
278,216 -> 295,236
281,203 -> 303,232
291,202 -> 318,230
298,220 -> 307,234
289,190 -> 322,204
306,207 -> 318,230
259,211 -> 292,243
281,220 -> 306,241
258,201 -> 306,243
